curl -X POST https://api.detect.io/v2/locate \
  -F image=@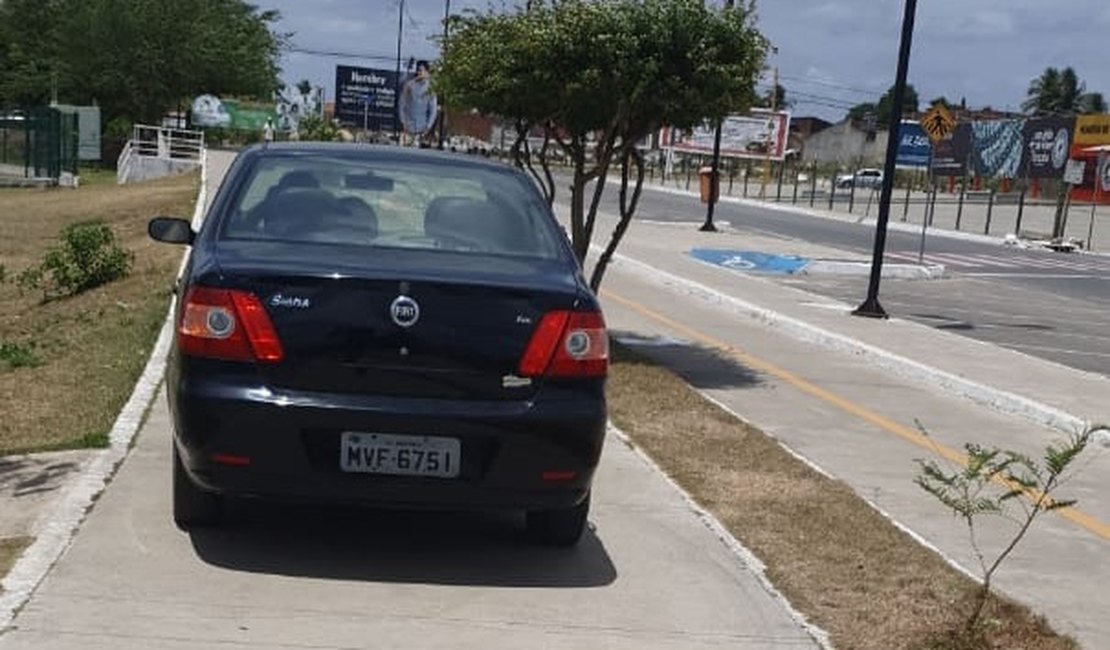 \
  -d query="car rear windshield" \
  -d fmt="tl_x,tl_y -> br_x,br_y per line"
220,153 -> 564,260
